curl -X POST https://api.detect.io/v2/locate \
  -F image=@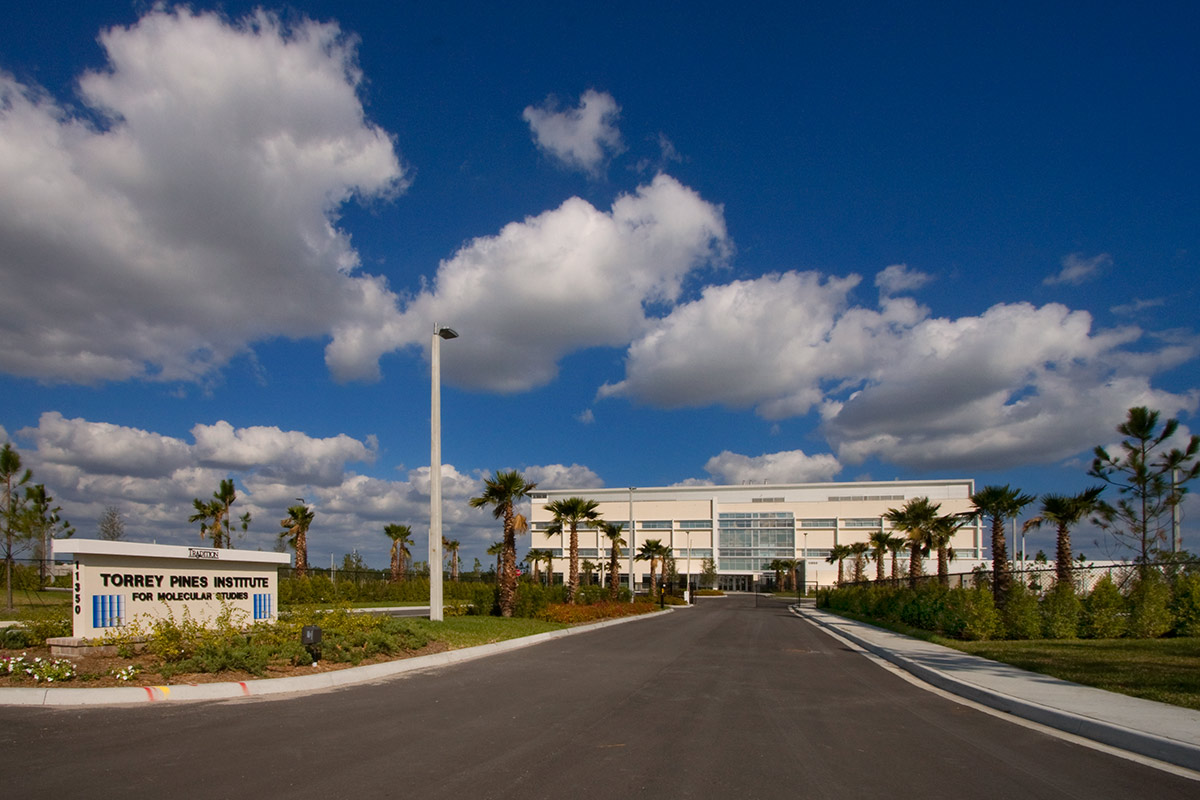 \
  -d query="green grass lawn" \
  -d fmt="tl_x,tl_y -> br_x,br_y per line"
404,616 -> 567,649
2,590 -> 71,619
949,637 -> 1200,711
822,608 -> 1200,711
